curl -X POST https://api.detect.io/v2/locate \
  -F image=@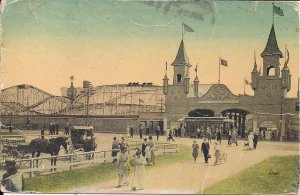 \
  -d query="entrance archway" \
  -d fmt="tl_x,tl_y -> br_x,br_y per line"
188,109 -> 215,117
221,109 -> 250,138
